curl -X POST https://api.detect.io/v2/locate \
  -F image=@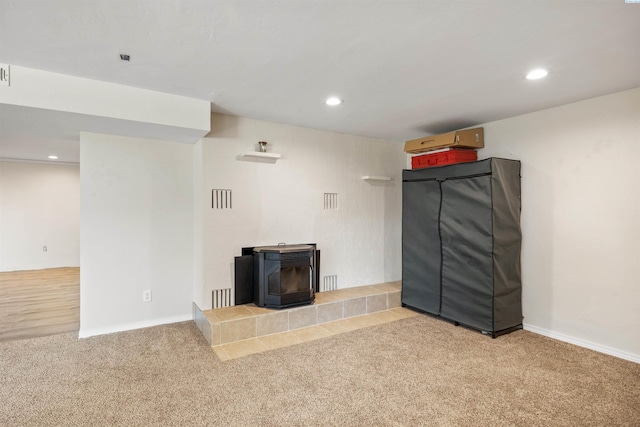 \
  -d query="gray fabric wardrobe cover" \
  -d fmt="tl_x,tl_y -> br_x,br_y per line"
402,158 -> 522,335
